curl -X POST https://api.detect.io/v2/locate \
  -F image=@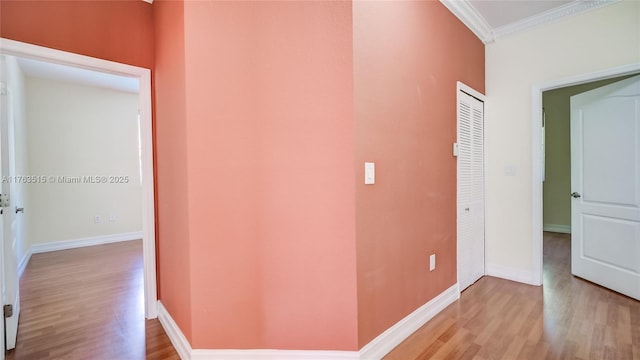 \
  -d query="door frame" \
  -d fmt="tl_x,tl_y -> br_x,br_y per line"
1,70 -> 23,350
456,81 -> 486,292
530,62 -> 640,286
0,38 -> 158,318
